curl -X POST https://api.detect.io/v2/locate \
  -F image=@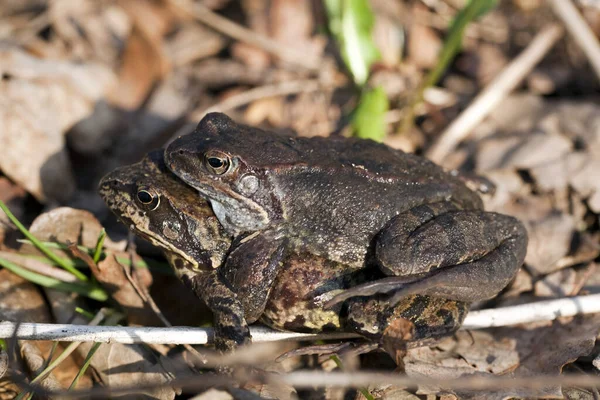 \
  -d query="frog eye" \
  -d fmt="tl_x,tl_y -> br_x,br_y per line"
136,188 -> 160,211
204,151 -> 231,175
